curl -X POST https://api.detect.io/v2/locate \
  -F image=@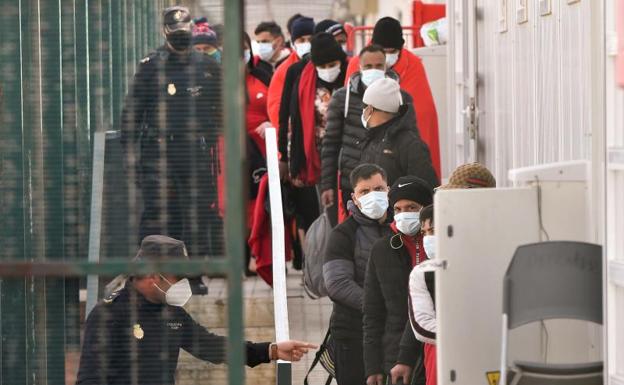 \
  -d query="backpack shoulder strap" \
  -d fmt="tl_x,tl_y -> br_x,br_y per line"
304,329 -> 333,385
